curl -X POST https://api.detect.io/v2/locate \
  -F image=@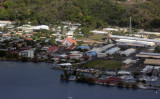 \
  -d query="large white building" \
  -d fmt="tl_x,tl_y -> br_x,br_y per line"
91,30 -> 108,34
111,35 -> 160,44
19,49 -> 35,59
116,39 -> 155,47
